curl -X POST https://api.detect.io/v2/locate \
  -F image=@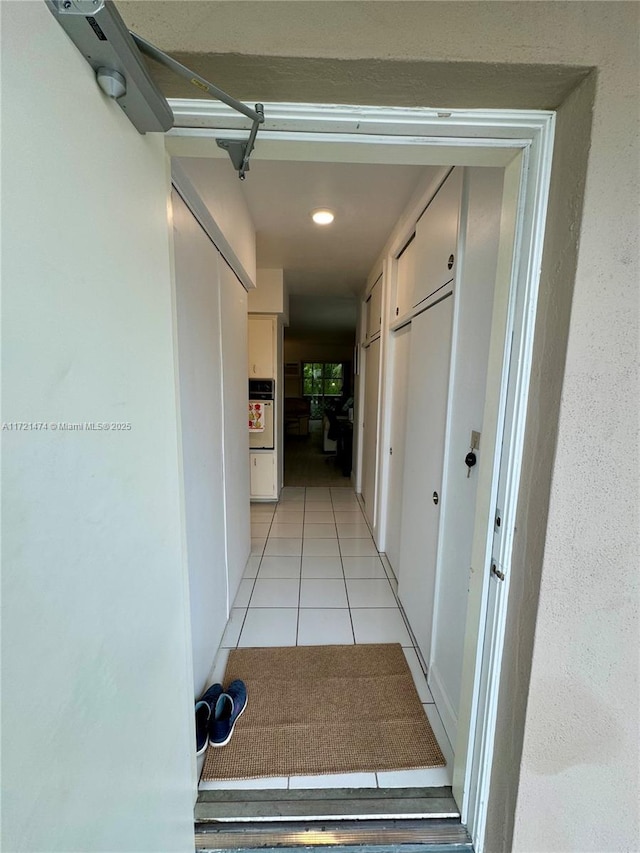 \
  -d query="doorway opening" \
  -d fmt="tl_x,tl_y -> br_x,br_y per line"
284,360 -> 354,487
169,102 -> 554,852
